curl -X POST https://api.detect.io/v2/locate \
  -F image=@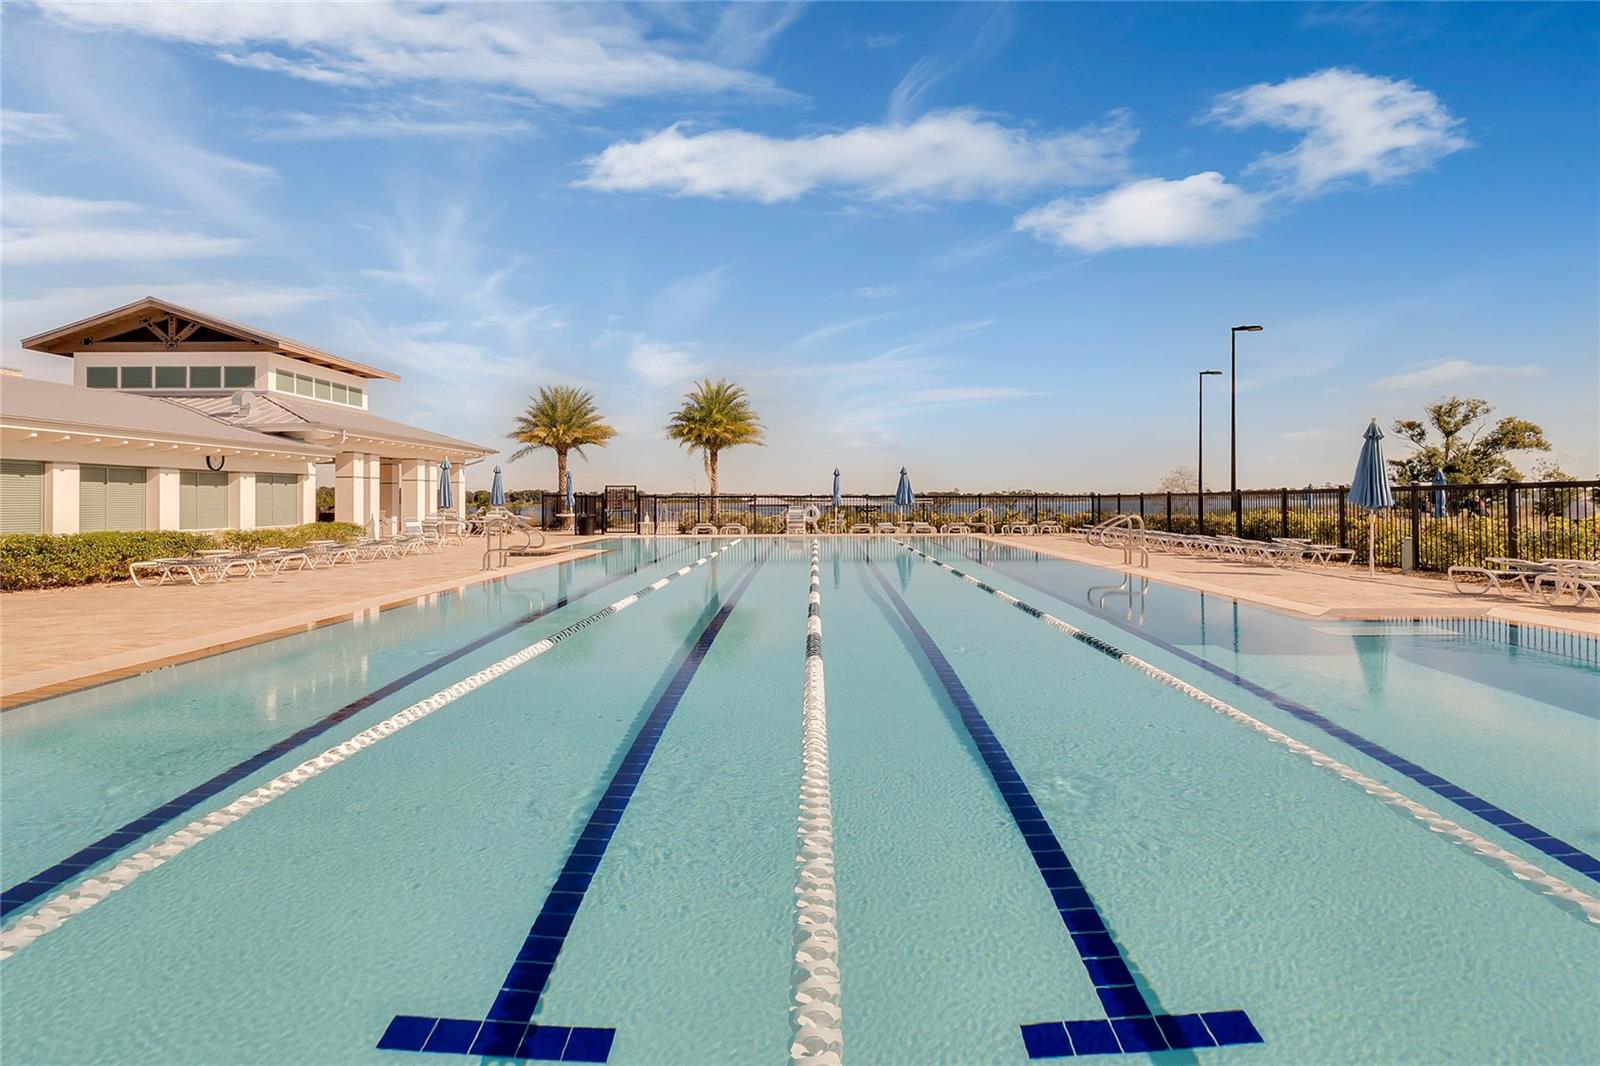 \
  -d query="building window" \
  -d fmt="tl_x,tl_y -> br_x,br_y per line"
179,470 -> 228,529
254,473 -> 300,526
155,366 -> 187,388
349,387 -> 363,407
120,366 -> 153,389
86,366 -> 118,389
0,459 -> 45,533
190,365 -> 222,389
314,378 -> 332,401
79,465 -> 146,532
295,374 -> 314,397
224,365 -> 254,388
